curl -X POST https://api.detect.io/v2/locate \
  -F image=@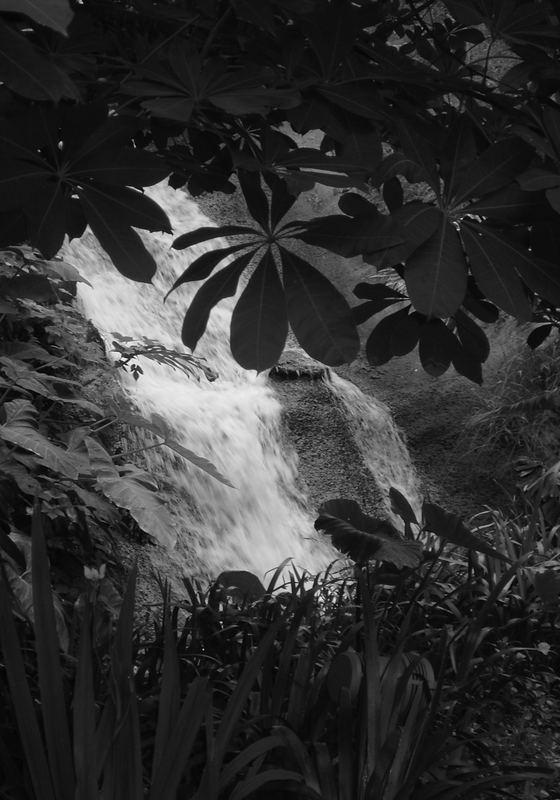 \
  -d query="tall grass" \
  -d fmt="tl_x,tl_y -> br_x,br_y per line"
1,502 -> 557,798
